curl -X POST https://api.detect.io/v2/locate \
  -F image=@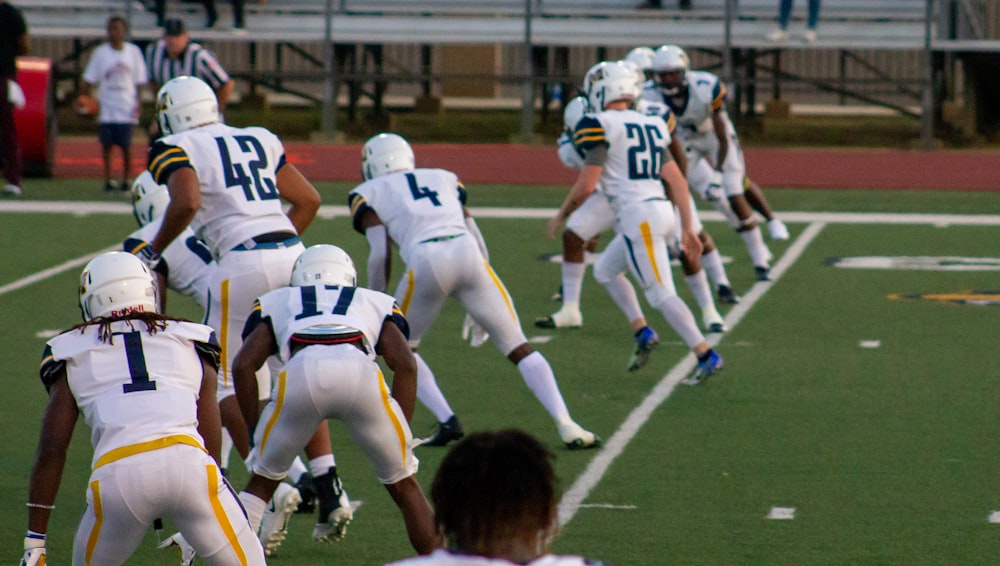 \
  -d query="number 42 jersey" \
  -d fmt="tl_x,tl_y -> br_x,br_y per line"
573,108 -> 672,215
148,123 -> 297,259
